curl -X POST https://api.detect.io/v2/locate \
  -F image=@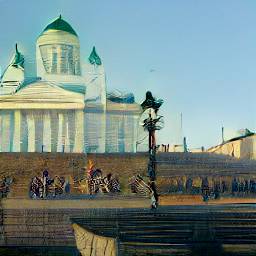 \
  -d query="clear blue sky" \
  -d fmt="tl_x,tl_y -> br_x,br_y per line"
0,0 -> 255,149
